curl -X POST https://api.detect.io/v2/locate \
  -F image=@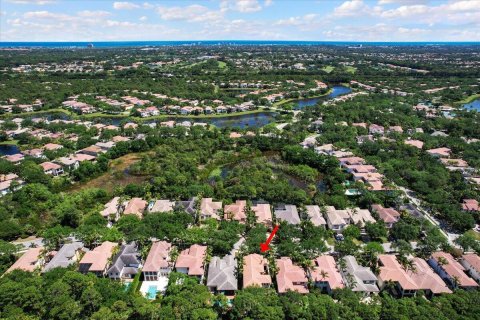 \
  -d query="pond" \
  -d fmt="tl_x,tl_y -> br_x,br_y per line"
0,144 -> 20,155
294,85 -> 352,110
163,112 -> 278,129
464,98 -> 480,112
